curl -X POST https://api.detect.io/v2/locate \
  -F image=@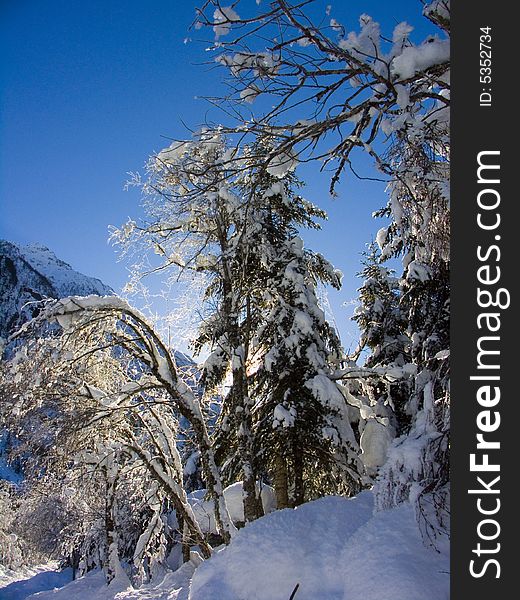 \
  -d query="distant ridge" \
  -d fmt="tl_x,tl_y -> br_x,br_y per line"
0,240 -> 113,338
